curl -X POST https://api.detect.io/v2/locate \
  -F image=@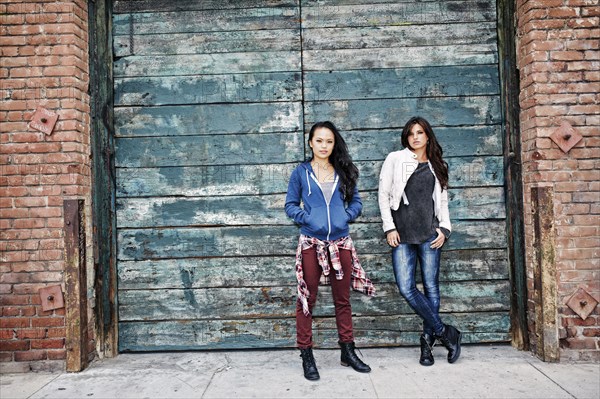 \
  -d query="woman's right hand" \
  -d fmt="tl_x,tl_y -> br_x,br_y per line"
386,230 -> 400,247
